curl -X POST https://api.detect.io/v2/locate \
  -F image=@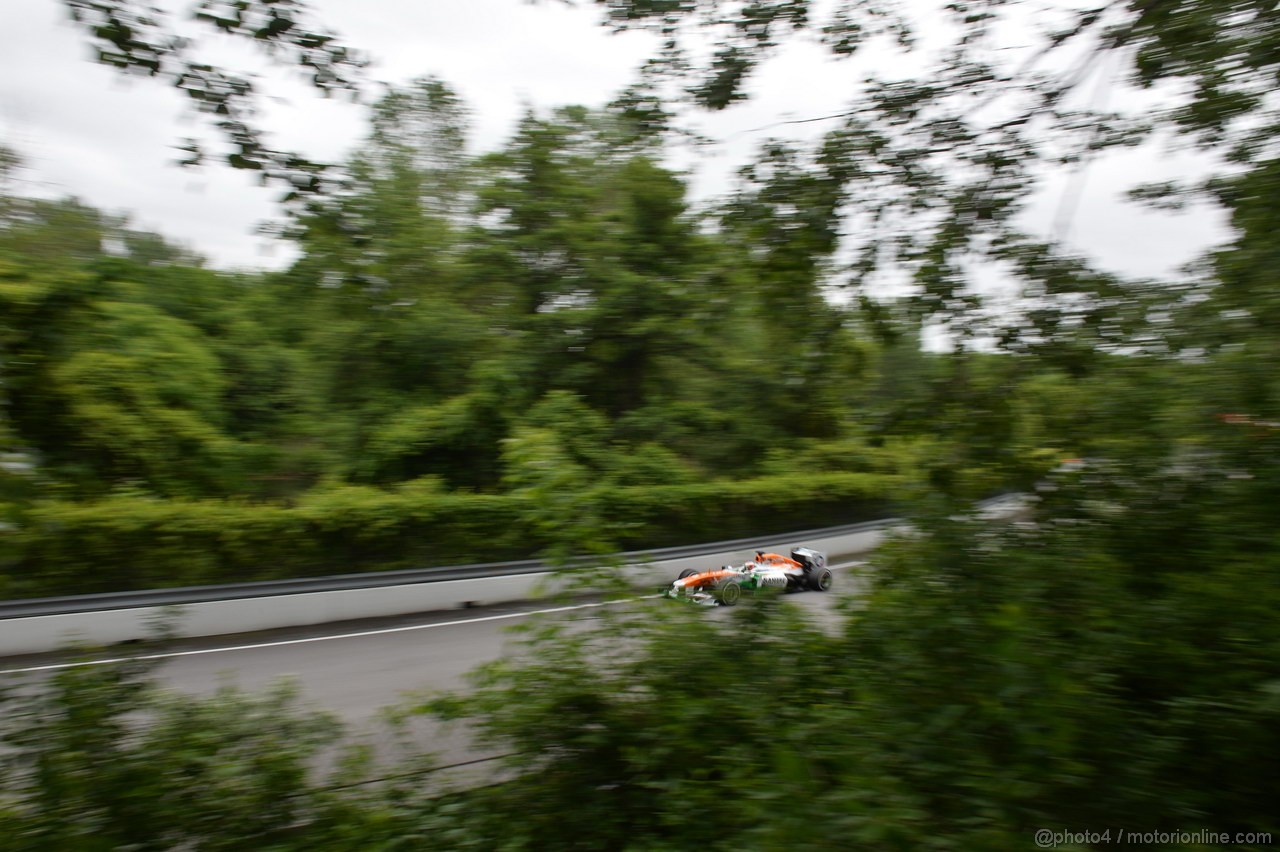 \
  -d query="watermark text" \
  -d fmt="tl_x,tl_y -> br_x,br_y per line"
1034,828 -> 1272,848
